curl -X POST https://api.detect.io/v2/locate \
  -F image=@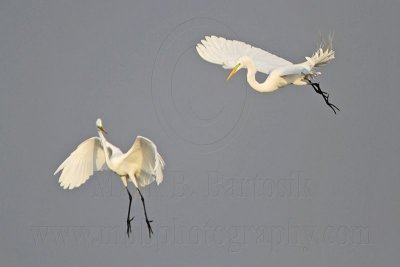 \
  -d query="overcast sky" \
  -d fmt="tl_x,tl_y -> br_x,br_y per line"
0,0 -> 399,266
